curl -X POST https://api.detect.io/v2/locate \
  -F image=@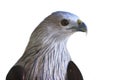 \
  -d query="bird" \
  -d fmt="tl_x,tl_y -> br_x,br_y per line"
6,11 -> 87,80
